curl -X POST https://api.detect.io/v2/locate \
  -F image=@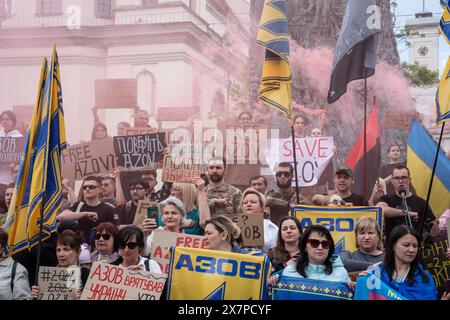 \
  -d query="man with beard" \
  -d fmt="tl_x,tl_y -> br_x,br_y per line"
376,165 -> 439,243
266,162 -> 309,226
205,157 -> 242,216
115,179 -> 149,227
